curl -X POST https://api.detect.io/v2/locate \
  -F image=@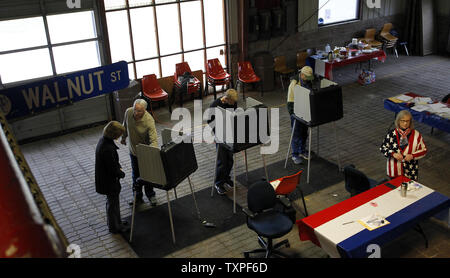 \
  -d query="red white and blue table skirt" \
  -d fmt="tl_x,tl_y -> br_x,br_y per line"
296,176 -> 450,258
